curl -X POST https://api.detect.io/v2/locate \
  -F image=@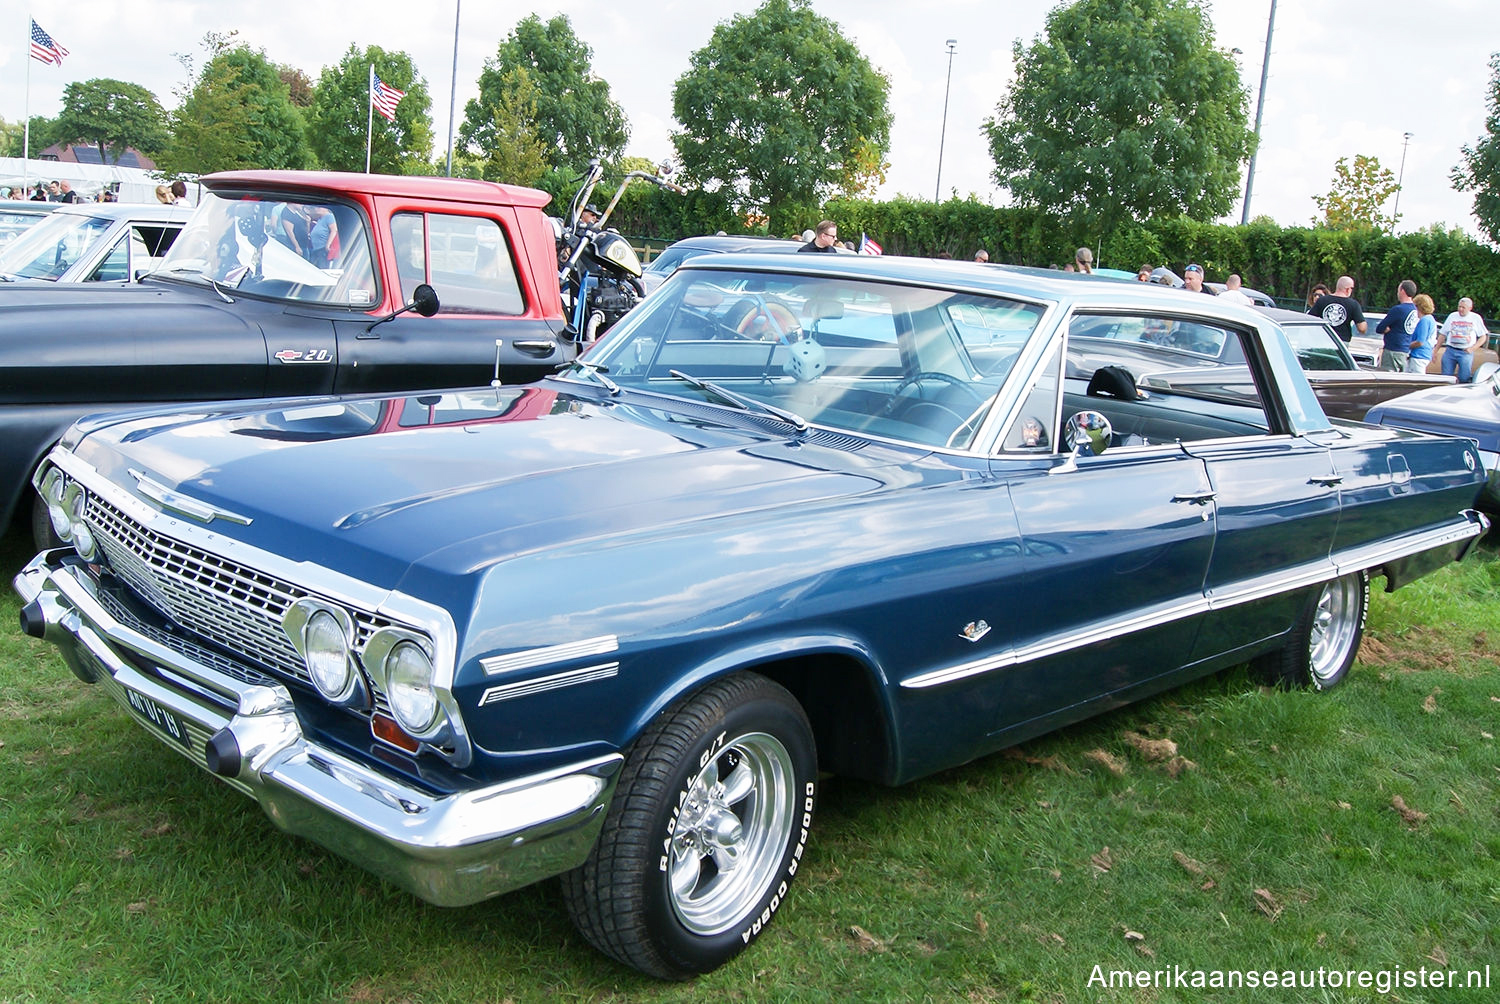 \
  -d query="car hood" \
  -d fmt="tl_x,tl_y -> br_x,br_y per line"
66,382 -> 906,589
1366,381 -> 1500,449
